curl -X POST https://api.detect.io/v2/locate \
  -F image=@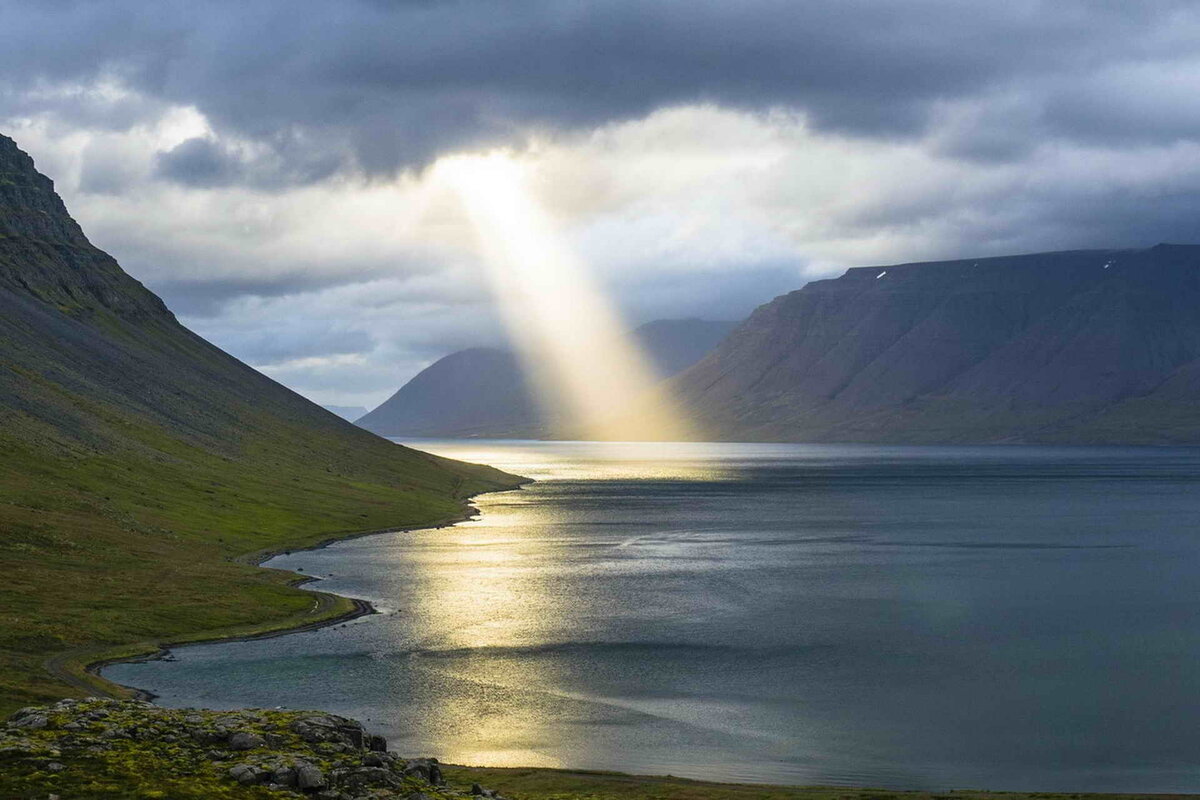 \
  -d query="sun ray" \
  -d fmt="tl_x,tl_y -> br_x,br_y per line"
435,152 -> 689,441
